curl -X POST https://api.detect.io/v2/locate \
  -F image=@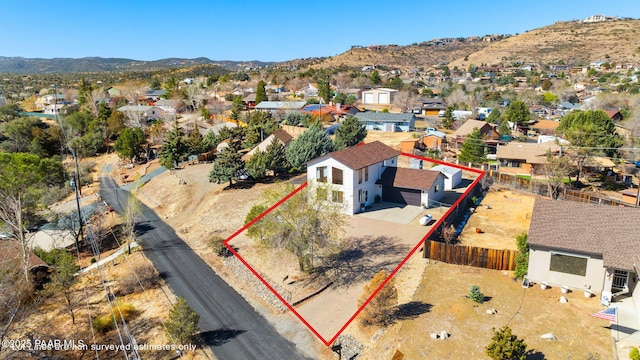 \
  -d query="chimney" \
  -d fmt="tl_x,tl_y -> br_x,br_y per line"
336,103 -> 342,110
